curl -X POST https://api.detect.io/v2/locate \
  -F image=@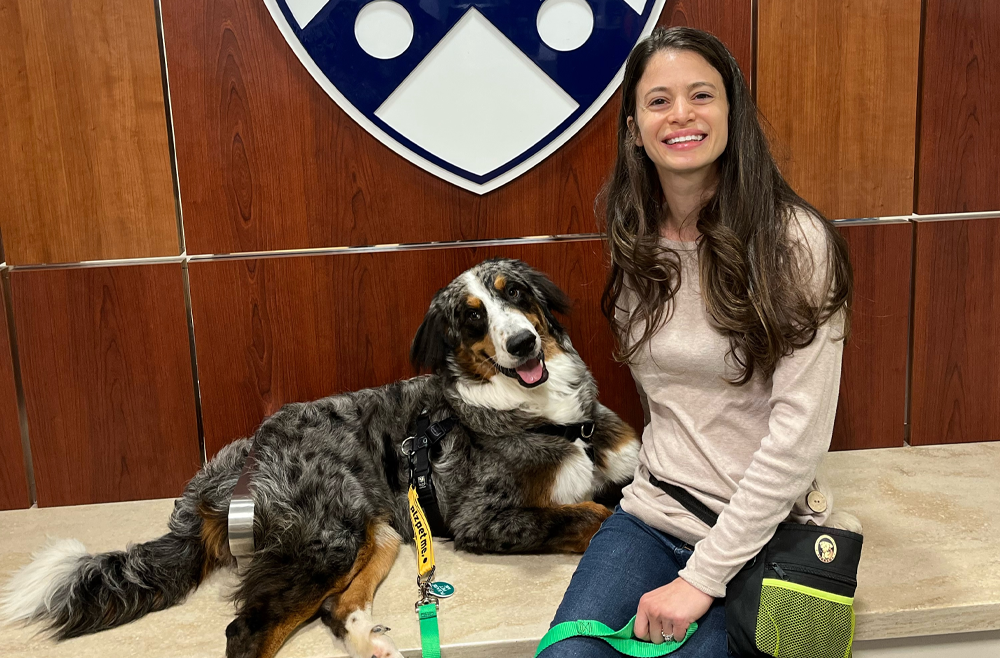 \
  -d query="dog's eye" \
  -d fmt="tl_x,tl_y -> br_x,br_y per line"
466,309 -> 483,323
507,285 -> 523,300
